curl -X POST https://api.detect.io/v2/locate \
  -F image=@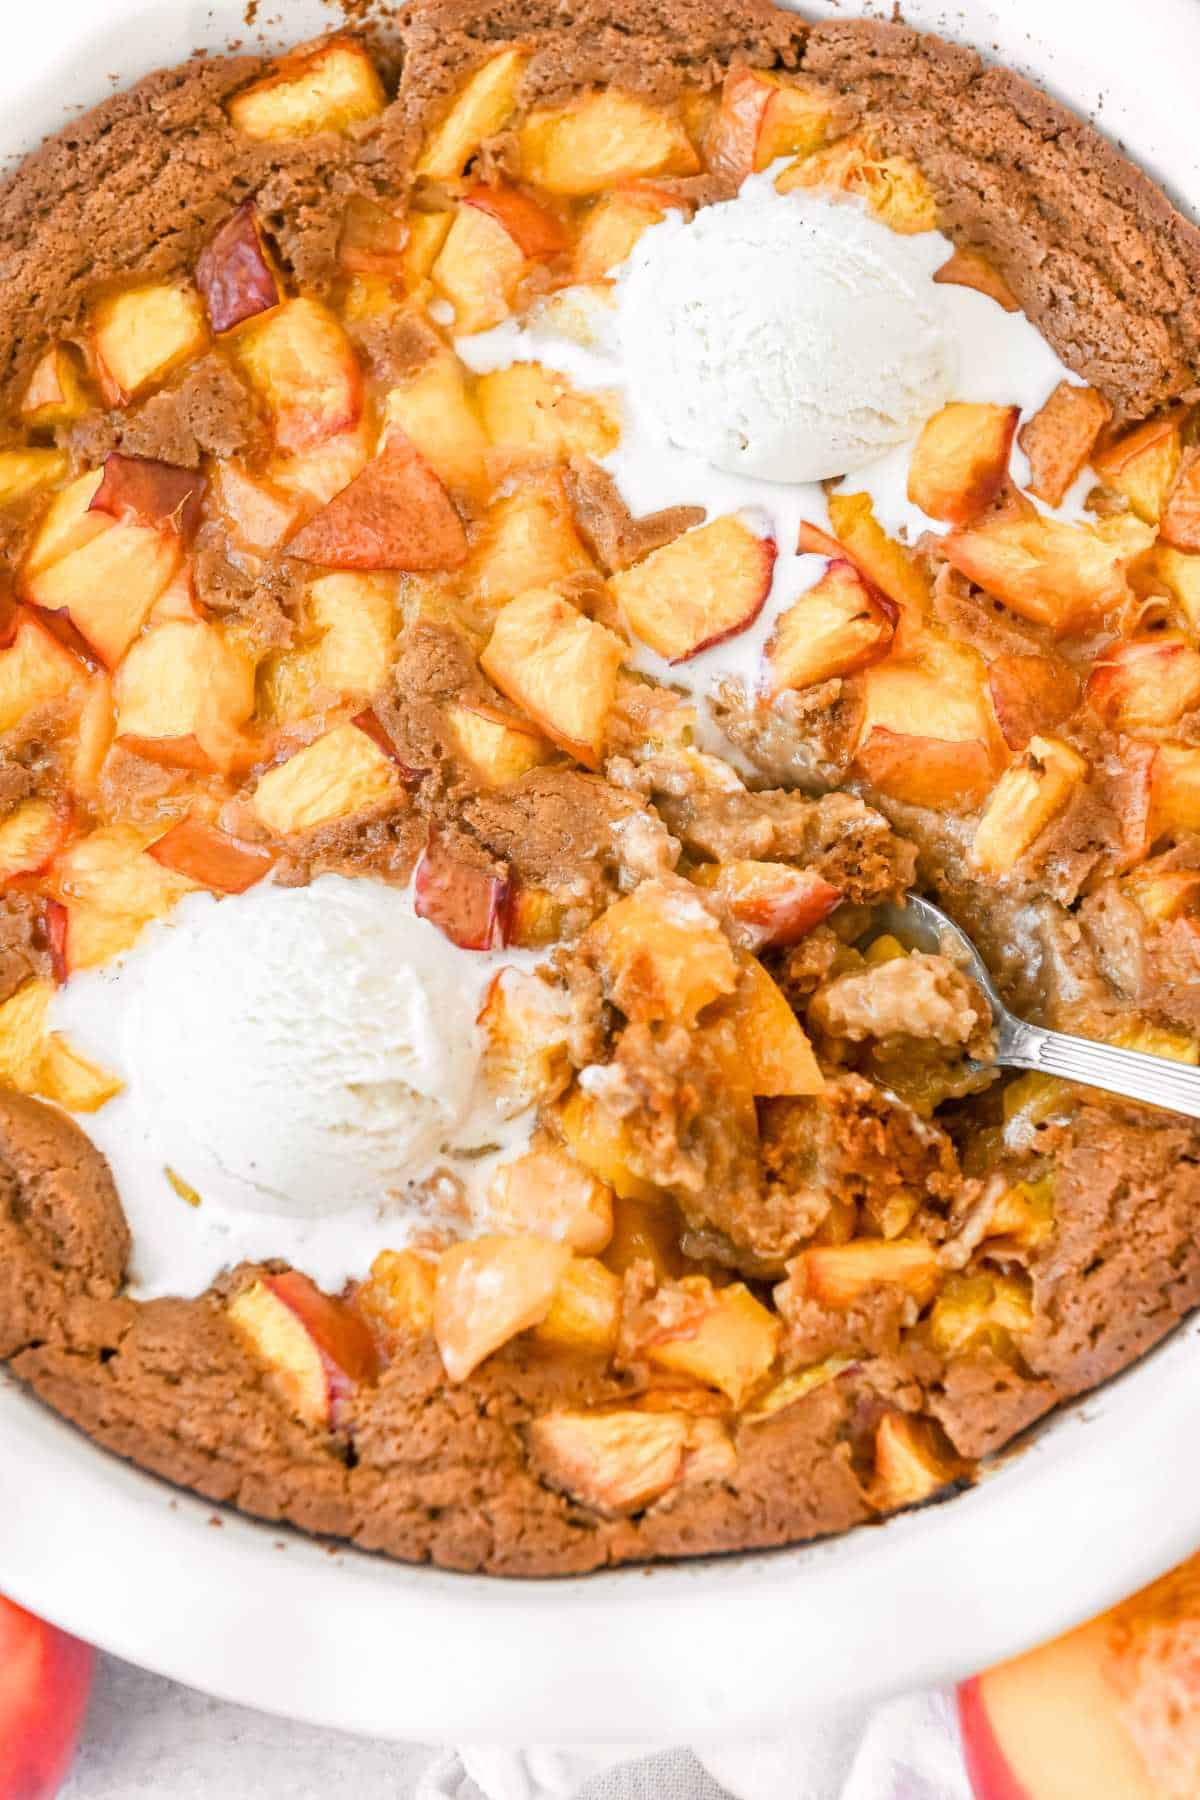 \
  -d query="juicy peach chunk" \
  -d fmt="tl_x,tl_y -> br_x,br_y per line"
286,434 -> 467,571
610,516 -> 775,663
552,1087 -> 659,1204
969,734 -> 1088,877
856,636 -> 998,810
234,297 -> 362,453
90,283 -> 207,405
269,421 -> 373,509
382,353 -> 490,497
447,702 -> 553,786
480,587 -> 627,766
1086,633 -> 1200,733
1161,452 -> 1200,553
431,200 -> 528,335
303,573 -> 396,698
987,652 -> 1080,752
228,1271 -> 378,1429
0,449 -> 69,506
49,825 -> 196,971
415,47 -> 528,180
196,201 -> 283,334
692,860 -> 841,950
932,248 -> 1020,312
0,799 -> 72,887
868,1412 -> 963,1509
585,878 -> 738,1026
20,343 -> 88,428
573,193 -> 666,281
784,1238 -> 941,1310
706,65 -> 835,182
25,522 -> 180,670
434,1233 -> 572,1381
1149,743 -> 1200,840
478,967 -> 570,1118
209,462 -> 300,554
489,1146 -> 614,1253
1124,856 -> 1200,923
354,1248 -> 437,1345
148,817 -> 275,895
710,955 -> 824,1098
535,1255 -> 622,1354
413,832 -> 510,951
0,612 -> 83,733
941,513 -> 1155,635
927,1271 -> 1033,1358
1018,381 -> 1112,507
467,473 -> 592,607
528,1408 -> 730,1516
907,402 -> 1018,525
0,977 -> 122,1113
645,1277 -> 780,1407
227,40 -> 386,141
518,91 -> 699,196
777,131 -> 936,233
823,491 -> 931,639
764,558 -> 894,696
114,620 -> 254,775
477,363 -> 621,462
1092,412 -> 1183,525
90,453 -> 204,540
251,722 -> 404,836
